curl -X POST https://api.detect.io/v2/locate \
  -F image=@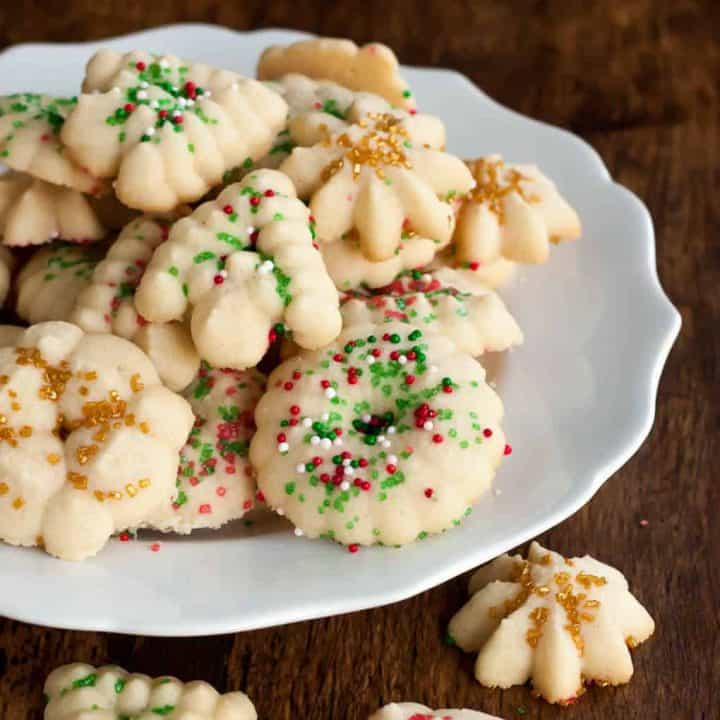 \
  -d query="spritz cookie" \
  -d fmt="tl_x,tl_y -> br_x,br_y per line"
0,172 -> 106,247
258,37 -> 417,110
0,322 -> 193,560
16,241 -> 108,324
44,663 -> 257,720
370,703 -> 501,720
61,50 -> 287,211
150,364 -> 265,533
0,94 -> 103,194
250,322 -> 507,547
447,541 -> 655,705
280,114 -> 473,264
452,156 -> 581,267
341,267 -> 523,356
0,246 -> 16,307
71,214 -> 200,391
135,169 -> 341,370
